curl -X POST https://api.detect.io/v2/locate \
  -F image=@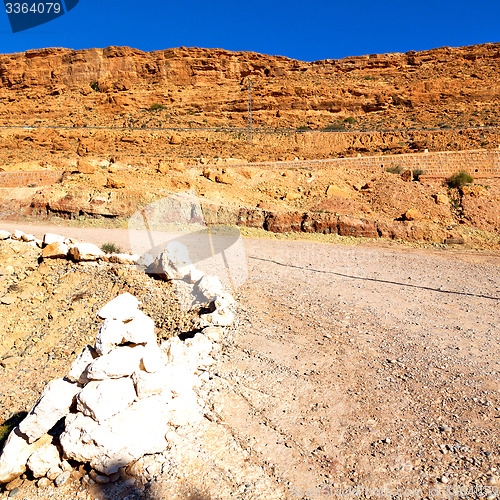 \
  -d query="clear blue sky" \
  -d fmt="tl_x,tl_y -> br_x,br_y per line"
1,0 -> 499,61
